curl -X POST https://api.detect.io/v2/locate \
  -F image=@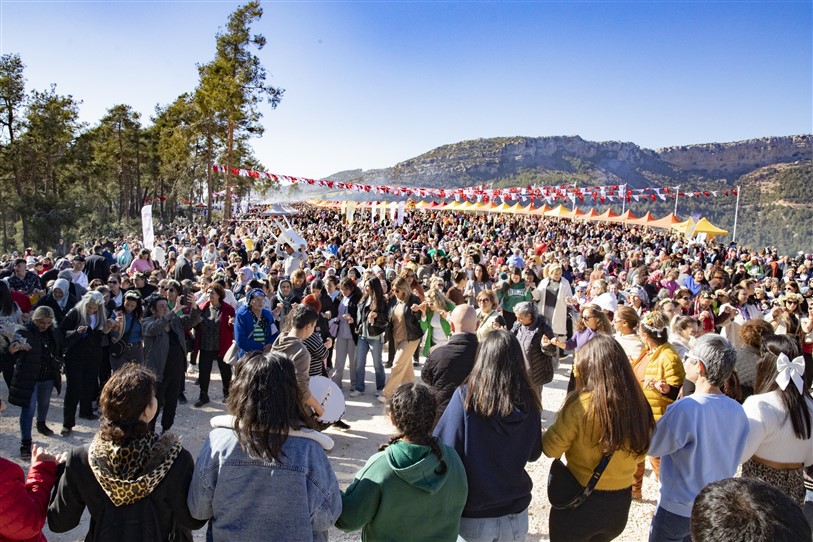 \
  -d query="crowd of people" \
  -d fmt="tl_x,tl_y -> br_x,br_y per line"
1,202 -> 812,541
